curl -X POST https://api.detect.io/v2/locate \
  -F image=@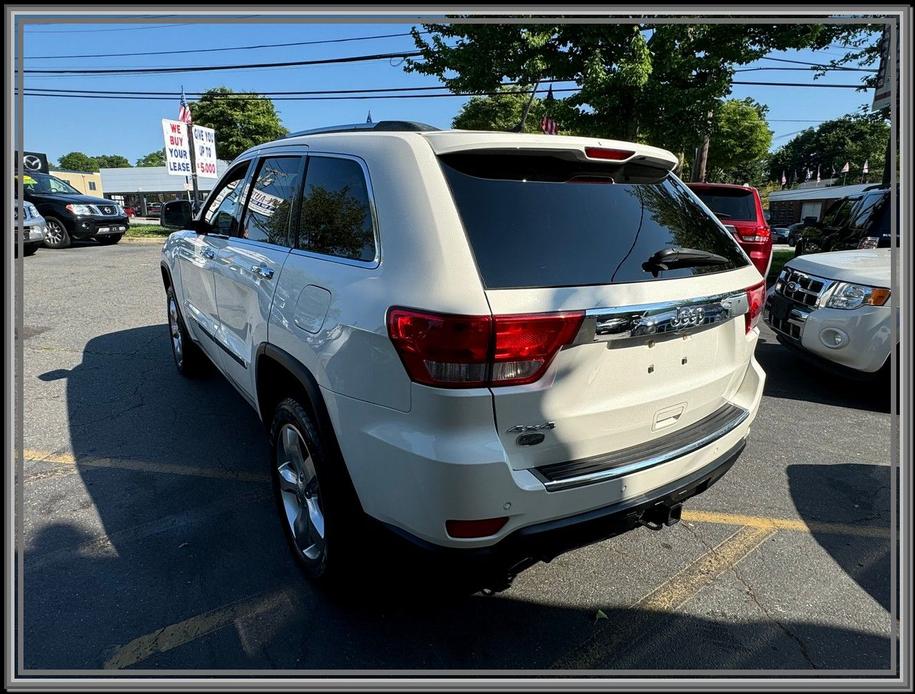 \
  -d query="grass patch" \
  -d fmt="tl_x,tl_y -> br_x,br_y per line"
767,249 -> 793,285
126,224 -> 171,238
